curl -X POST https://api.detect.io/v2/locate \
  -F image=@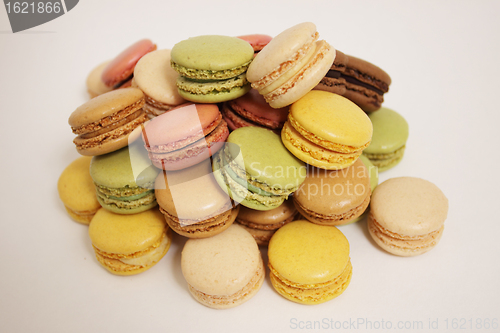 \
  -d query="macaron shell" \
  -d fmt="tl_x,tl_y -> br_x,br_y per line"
237,199 -> 296,226
237,34 -> 272,52
177,83 -> 251,104
181,224 -> 262,297
57,156 -> 101,224
171,35 -> 254,71
101,39 -> 156,87
133,49 -> 186,106
364,107 -> 409,155
268,220 -> 350,285
227,127 -> 306,191
86,60 -> 113,98
370,177 -> 448,237
290,90 -> 372,148
228,89 -> 289,126
89,208 -> 166,255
